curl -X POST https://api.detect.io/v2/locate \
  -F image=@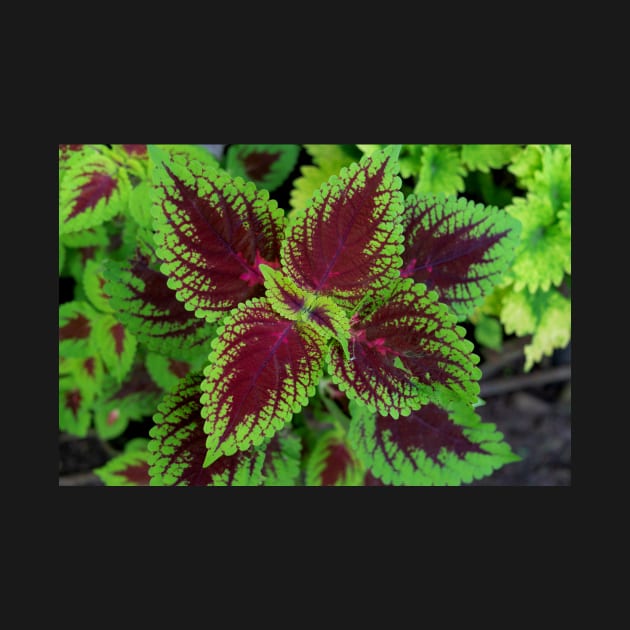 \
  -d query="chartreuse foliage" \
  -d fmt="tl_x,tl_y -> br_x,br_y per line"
60,144 -> 527,485
477,144 -> 571,370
